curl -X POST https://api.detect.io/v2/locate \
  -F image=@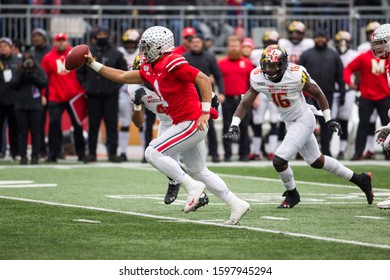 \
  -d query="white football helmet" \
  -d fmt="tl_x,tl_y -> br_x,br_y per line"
138,26 -> 174,63
371,23 -> 390,59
